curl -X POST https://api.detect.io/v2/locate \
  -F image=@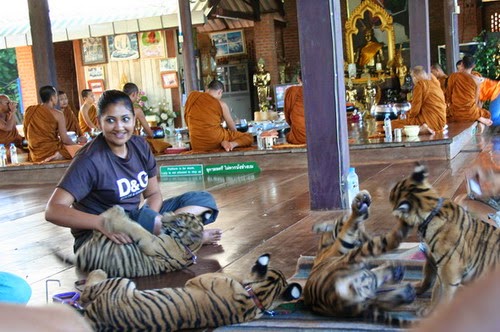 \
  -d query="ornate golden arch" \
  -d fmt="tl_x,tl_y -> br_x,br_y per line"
345,0 -> 396,66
